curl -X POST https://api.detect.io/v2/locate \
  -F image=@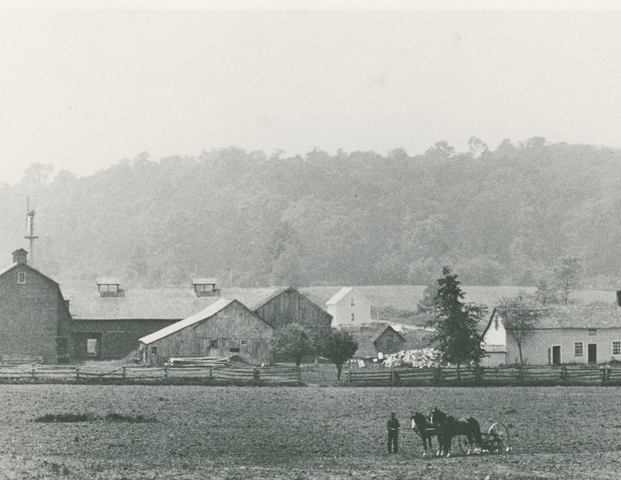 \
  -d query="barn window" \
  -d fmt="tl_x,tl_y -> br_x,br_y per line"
351,313 -> 355,322
351,297 -> 355,306
210,339 -> 219,348
574,342 -> 583,356
588,329 -> 596,337
17,272 -> 26,284
613,341 -> 621,356
151,346 -> 158,355
240,339 -> 247,346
